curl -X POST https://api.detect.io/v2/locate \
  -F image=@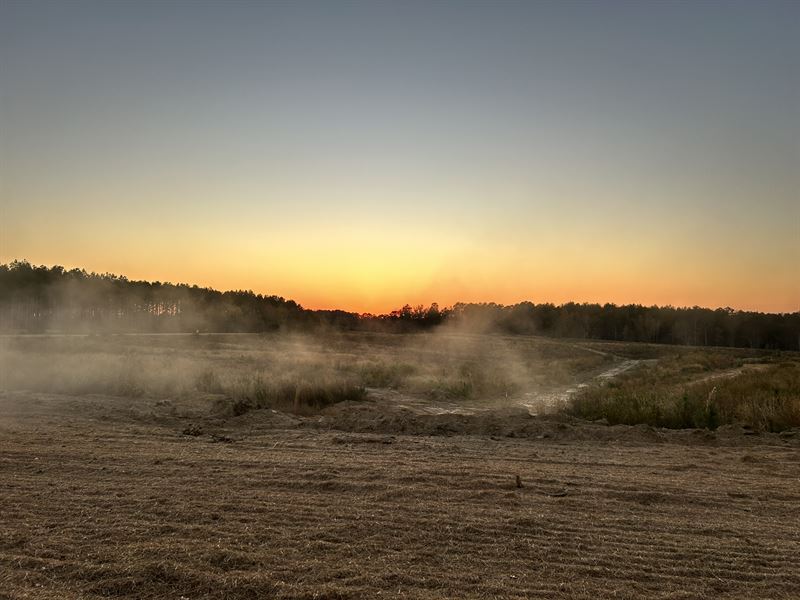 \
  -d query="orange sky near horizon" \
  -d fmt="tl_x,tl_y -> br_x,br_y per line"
2,238 -> 796,314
